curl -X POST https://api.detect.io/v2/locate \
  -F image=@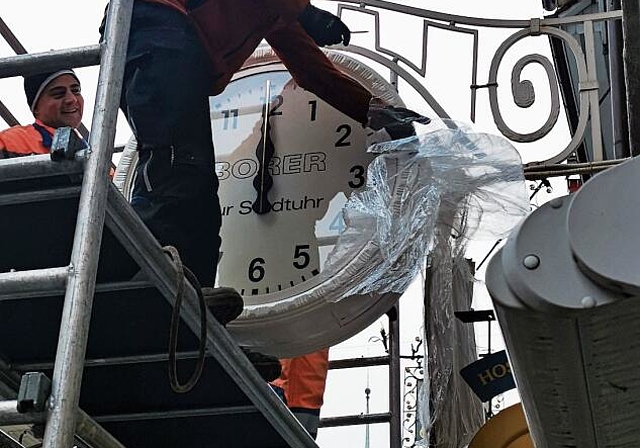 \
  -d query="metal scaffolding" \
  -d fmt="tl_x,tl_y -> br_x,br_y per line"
0,1 -> 319,447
